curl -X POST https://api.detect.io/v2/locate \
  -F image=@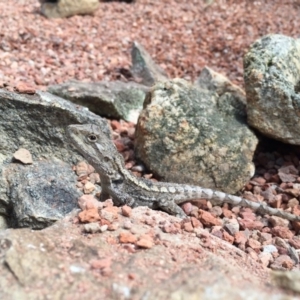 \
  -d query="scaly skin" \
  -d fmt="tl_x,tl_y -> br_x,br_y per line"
67,124 -> 300,221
